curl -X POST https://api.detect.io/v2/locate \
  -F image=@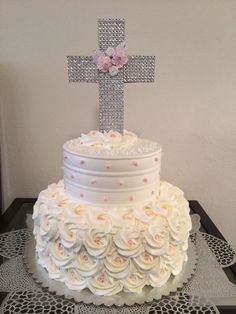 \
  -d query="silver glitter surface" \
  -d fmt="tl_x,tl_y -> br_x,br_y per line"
67,56 -> 98,83
67,18 -> 155,133
124,56 -> 155,83
99,71 -> 124,133
98,18 -> 125,51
